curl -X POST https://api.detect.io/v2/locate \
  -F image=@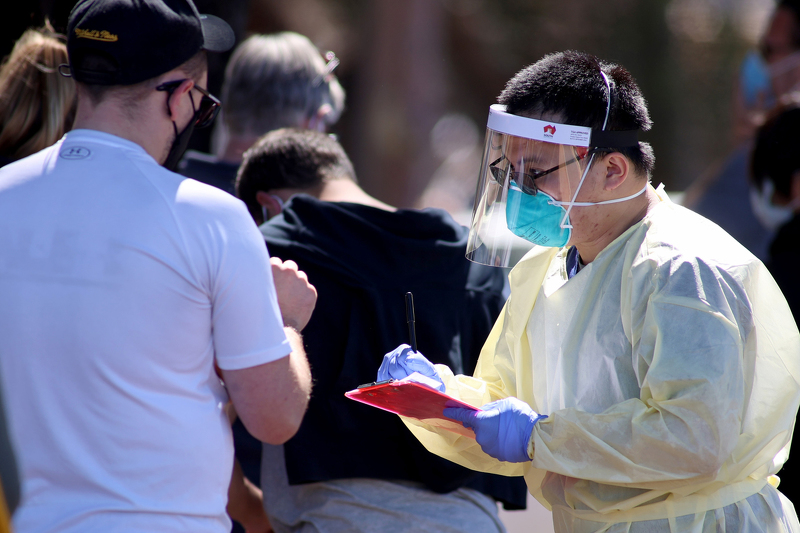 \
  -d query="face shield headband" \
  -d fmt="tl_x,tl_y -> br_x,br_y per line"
559,72 -> 621,233
466,72 -> 642,266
